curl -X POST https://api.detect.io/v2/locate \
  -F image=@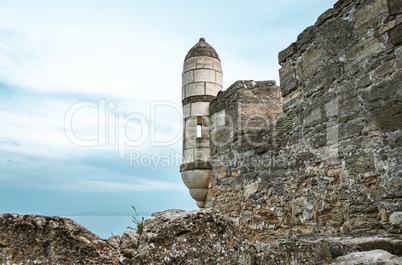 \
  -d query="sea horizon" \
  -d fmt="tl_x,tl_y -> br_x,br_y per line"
62,213 -> 152,239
